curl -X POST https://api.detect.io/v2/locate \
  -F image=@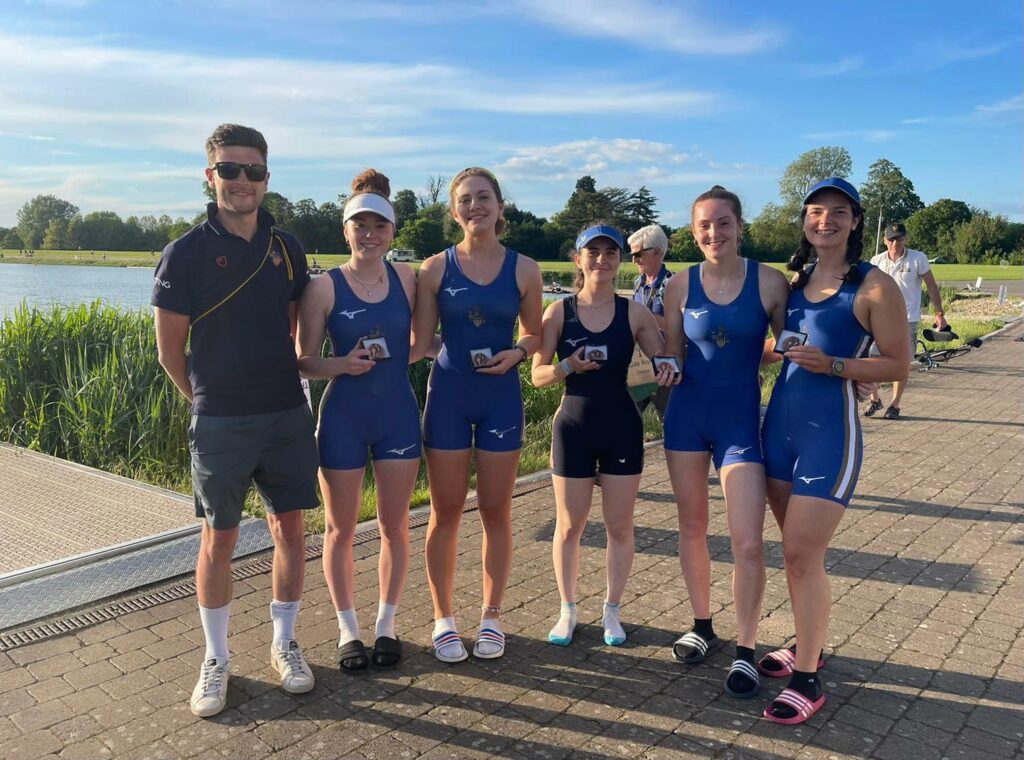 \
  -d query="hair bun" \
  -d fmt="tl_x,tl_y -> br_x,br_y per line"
351,168 -> 391,198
